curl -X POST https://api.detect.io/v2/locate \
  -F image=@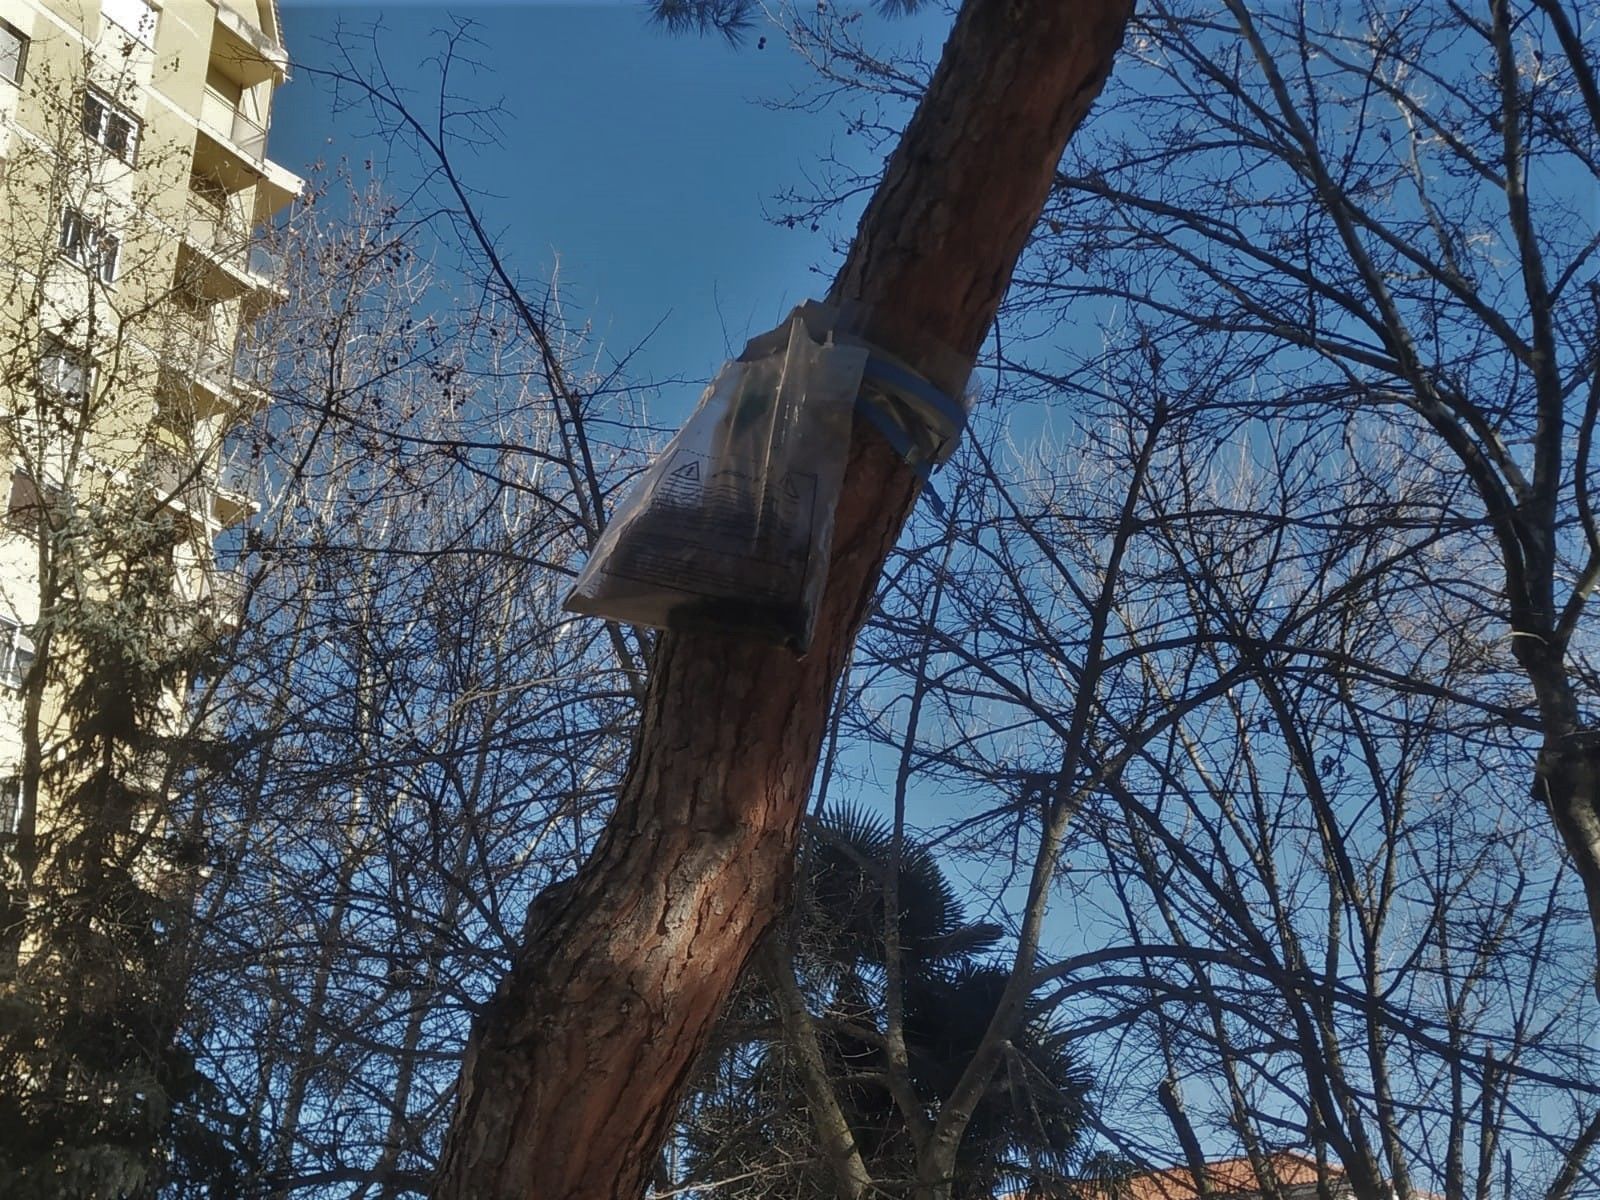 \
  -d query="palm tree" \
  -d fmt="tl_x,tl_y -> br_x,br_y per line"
679,804 -> 1092,1199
